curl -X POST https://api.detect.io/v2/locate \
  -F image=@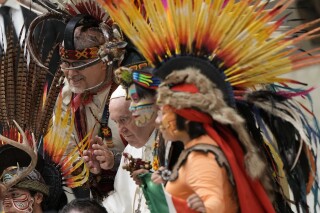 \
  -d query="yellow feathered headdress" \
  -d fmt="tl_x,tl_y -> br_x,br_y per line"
97,0 -> 320,98
97,0 -> 320,212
